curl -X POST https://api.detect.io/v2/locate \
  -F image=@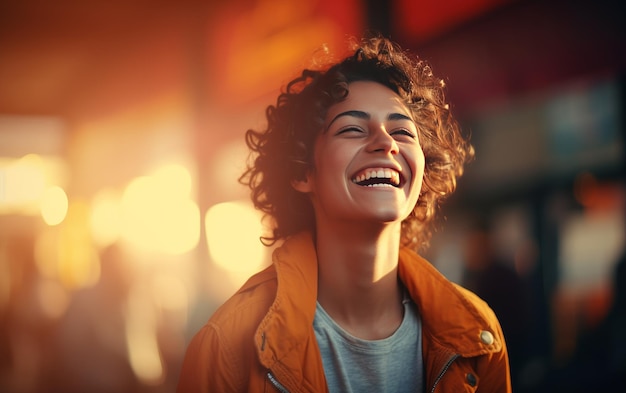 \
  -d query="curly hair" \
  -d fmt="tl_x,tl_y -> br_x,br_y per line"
239,35 -> 474,252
